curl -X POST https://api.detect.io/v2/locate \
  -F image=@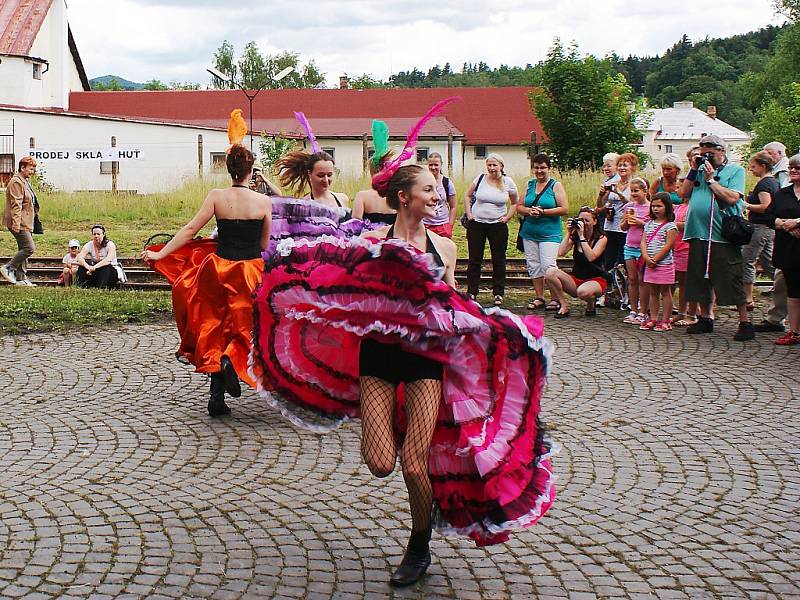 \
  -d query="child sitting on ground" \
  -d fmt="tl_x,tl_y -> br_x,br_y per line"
61,239 -> 81,286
